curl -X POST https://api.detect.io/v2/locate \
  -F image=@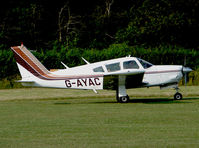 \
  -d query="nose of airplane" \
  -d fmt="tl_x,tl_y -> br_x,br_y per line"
182,67 -> 193,74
